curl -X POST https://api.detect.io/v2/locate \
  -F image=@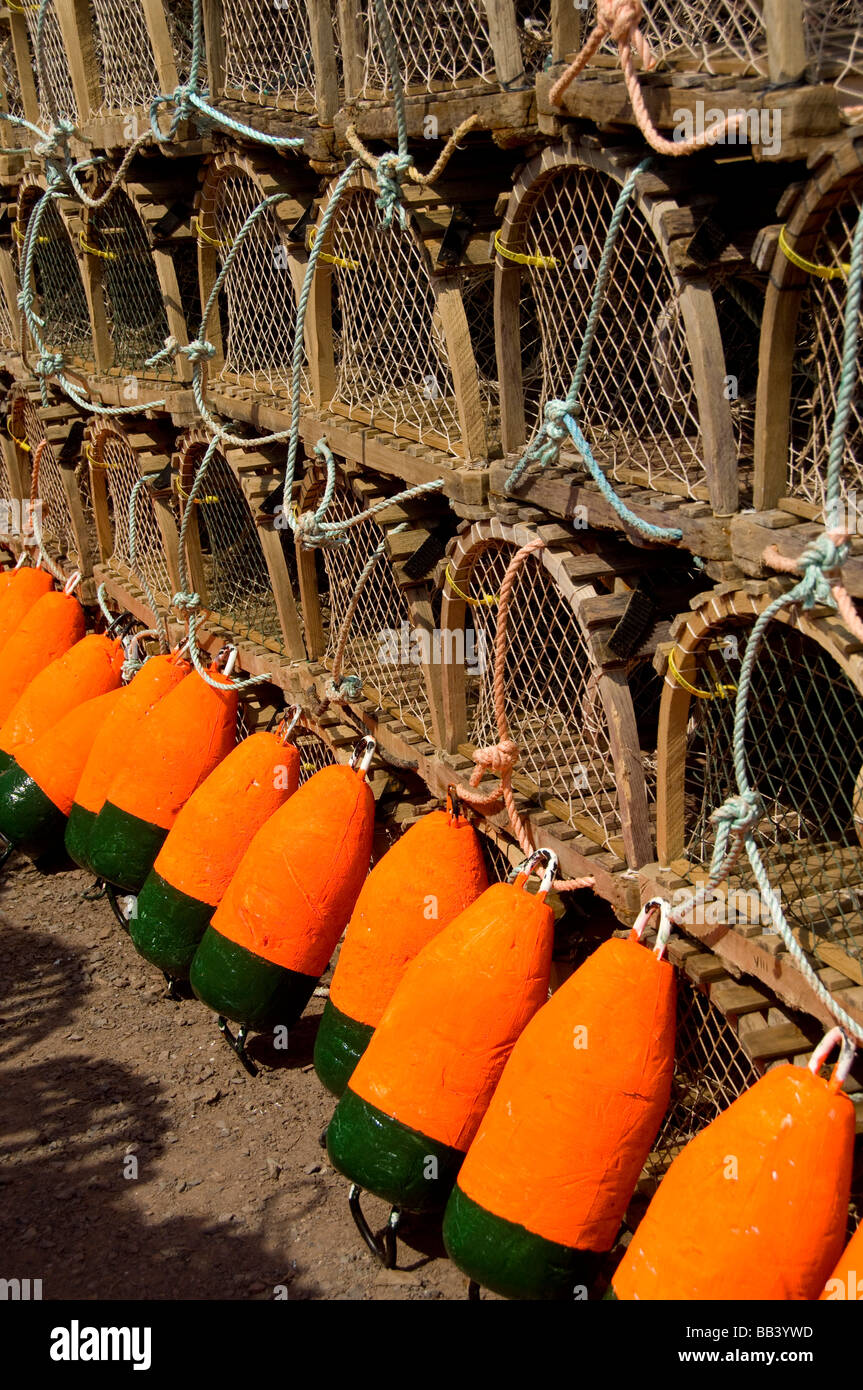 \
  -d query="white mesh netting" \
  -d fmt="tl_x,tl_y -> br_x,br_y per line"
95,430 -> 173,600
20,195 -> 93,363
221,0 -> 332,107
328,185 -> 462,452
91,0 -> 160,114
0,25 -> 23,116
90,189 -> 171,374
25,0 -> 78,124
16,397 -> 89,571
